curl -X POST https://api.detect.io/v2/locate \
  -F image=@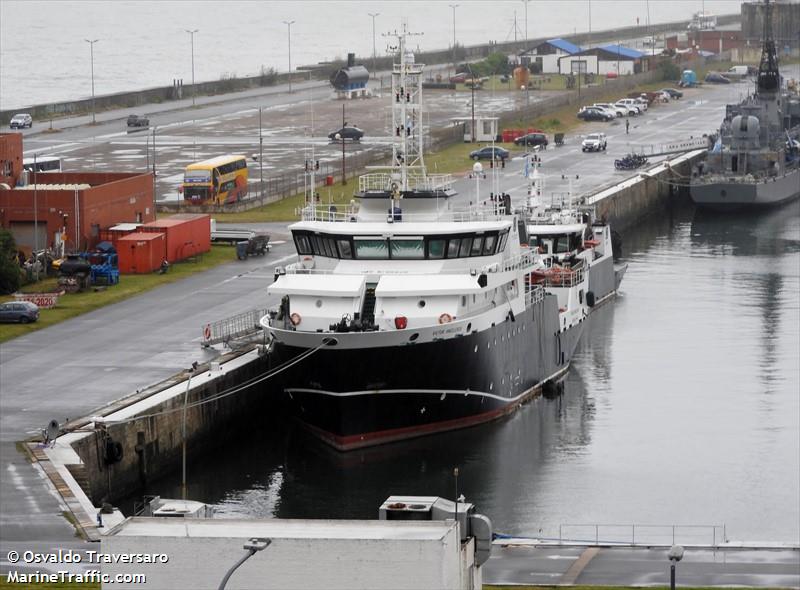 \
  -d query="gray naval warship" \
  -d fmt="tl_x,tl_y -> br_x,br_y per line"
690,0 -> 800,211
